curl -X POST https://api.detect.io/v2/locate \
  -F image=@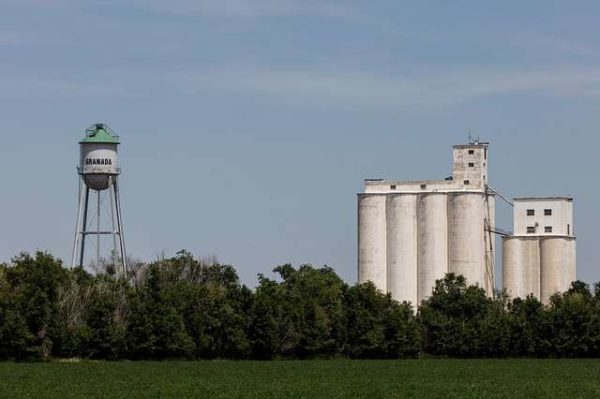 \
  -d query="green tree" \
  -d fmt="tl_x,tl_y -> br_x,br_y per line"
3,252 -> 68,359
419,273 -> 510,357
126,263 -> 195,359
343,282 -> 420,358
